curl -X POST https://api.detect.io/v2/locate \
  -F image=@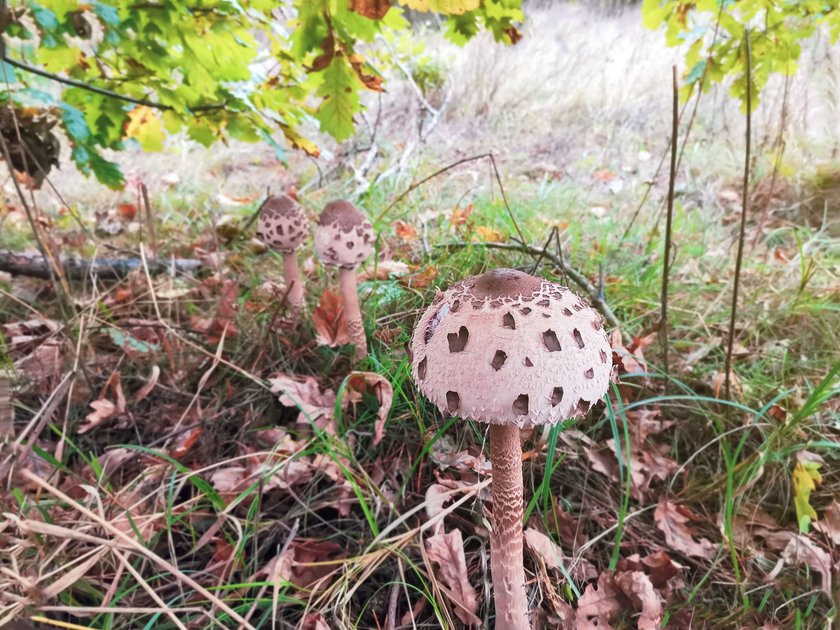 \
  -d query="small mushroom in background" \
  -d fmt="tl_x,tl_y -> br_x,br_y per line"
410,268 -> 614,629
257,194 -> 310,315
314,200 -> 375,361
